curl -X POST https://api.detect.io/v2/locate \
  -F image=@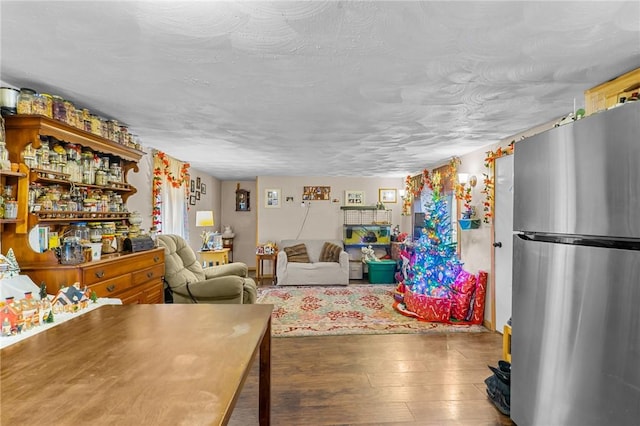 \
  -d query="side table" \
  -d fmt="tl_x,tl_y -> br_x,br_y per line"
222,237 -> 234,262
256,251 -> 278,285
199,248 -> 230,267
